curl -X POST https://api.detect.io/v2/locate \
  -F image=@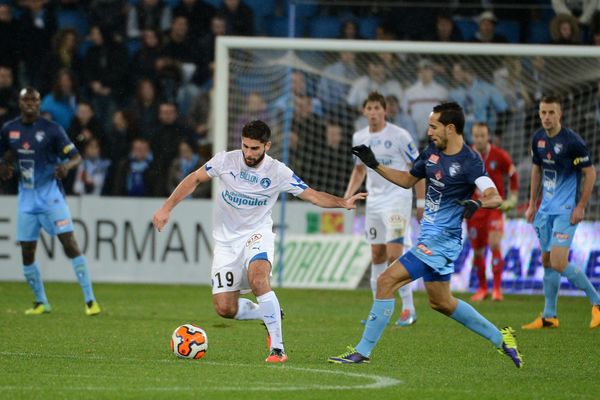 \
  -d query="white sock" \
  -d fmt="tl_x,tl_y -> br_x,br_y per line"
399,283 -> 415,314
370,262 -> 388,298
234,298 -> 262,320
257,291 -> 283,351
